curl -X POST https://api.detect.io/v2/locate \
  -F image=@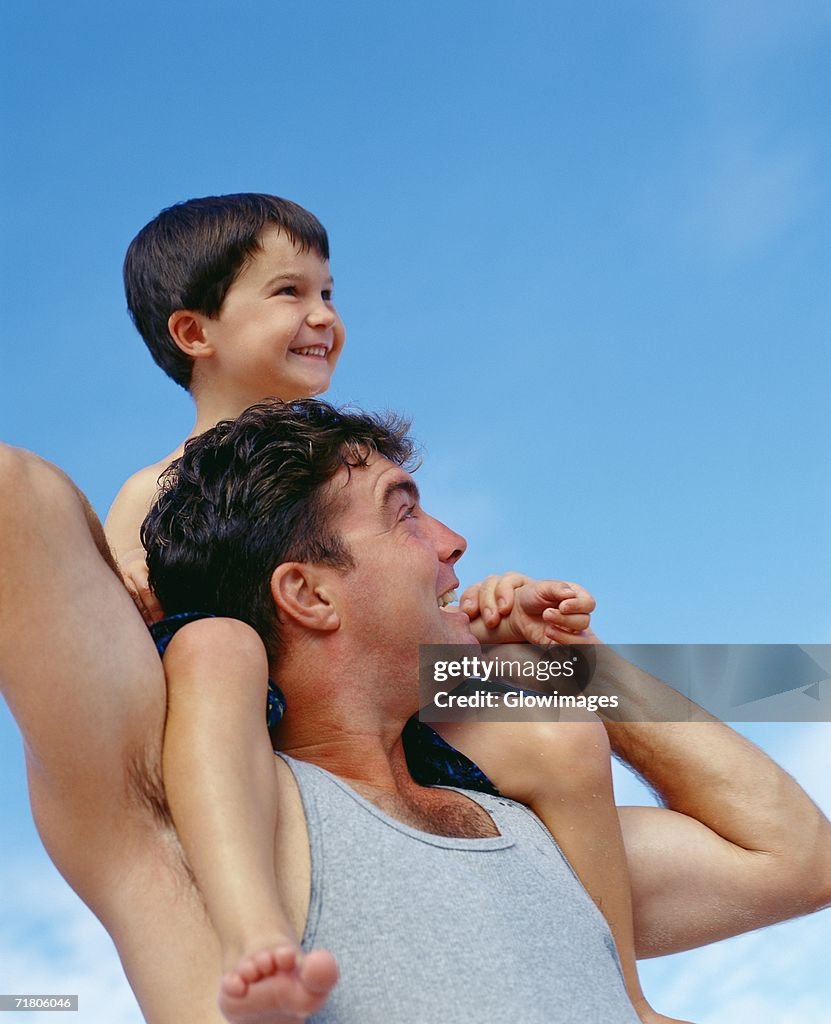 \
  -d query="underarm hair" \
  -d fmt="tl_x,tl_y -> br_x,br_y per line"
126,745 -> 198,891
